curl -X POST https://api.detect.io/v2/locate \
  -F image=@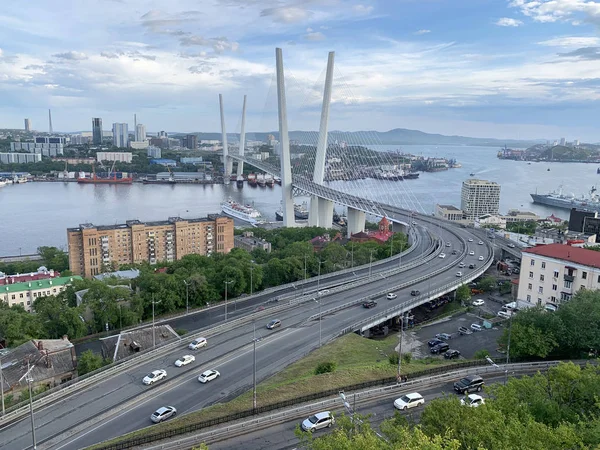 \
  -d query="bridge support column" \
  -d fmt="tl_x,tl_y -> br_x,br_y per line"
219,94 -> 232,181
347,207 -> 366,238
236,95 -> 247,177
276,48 -> 296,227
309,197 -> 320,227
318,198 -> 334,228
